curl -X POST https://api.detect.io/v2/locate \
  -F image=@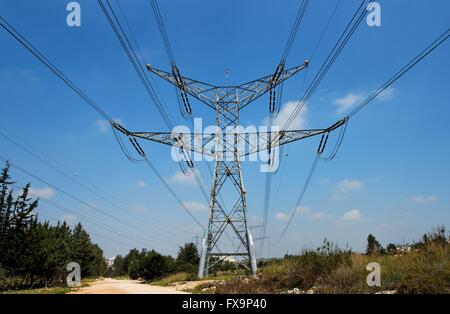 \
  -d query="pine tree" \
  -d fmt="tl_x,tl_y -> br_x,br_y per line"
366,233 -> 384,255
